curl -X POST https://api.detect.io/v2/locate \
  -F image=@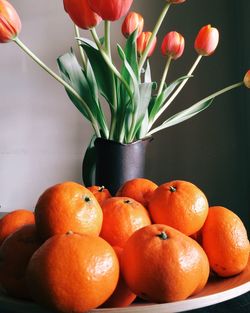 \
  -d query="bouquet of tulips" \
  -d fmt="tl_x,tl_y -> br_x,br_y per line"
1,0 -> 249,144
